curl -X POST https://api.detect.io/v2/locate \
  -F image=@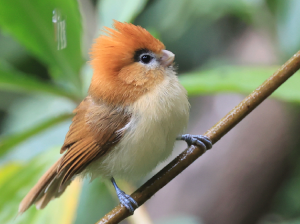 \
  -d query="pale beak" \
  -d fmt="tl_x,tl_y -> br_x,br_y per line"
160,50 -> 175,67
